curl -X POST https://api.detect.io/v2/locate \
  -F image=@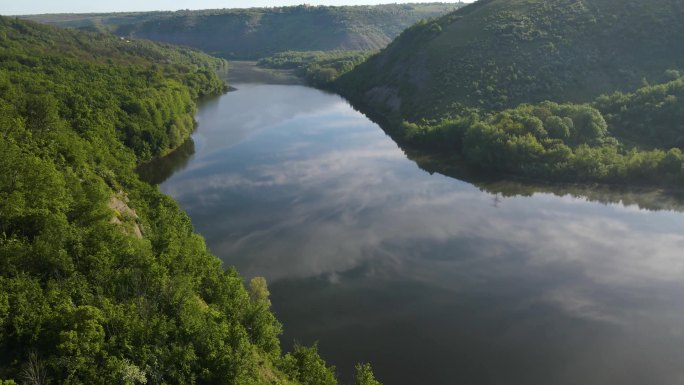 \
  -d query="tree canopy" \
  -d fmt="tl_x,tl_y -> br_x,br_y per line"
396,76 -> 684,185
337,0 -> 684,120
0,16 -> 379,385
